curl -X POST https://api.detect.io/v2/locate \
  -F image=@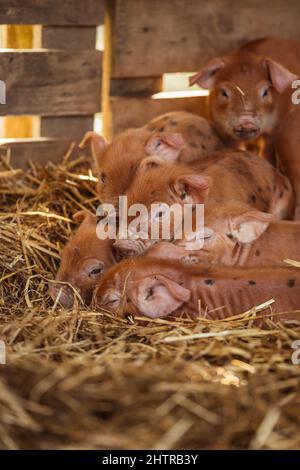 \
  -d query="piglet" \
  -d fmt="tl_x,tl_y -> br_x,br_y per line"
49,211 -> 115,308
276,108 -> 300,220
190,38 -> 299,158
93,256 -> 300,323
79,111 -> 223,205
151,218 -> 300,269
